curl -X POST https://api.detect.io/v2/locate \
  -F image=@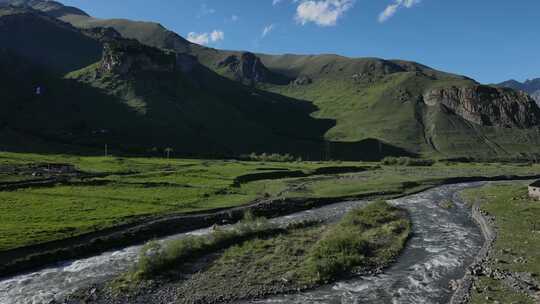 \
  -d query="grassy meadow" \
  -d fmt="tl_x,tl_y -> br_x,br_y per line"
0,151 -> 539,253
